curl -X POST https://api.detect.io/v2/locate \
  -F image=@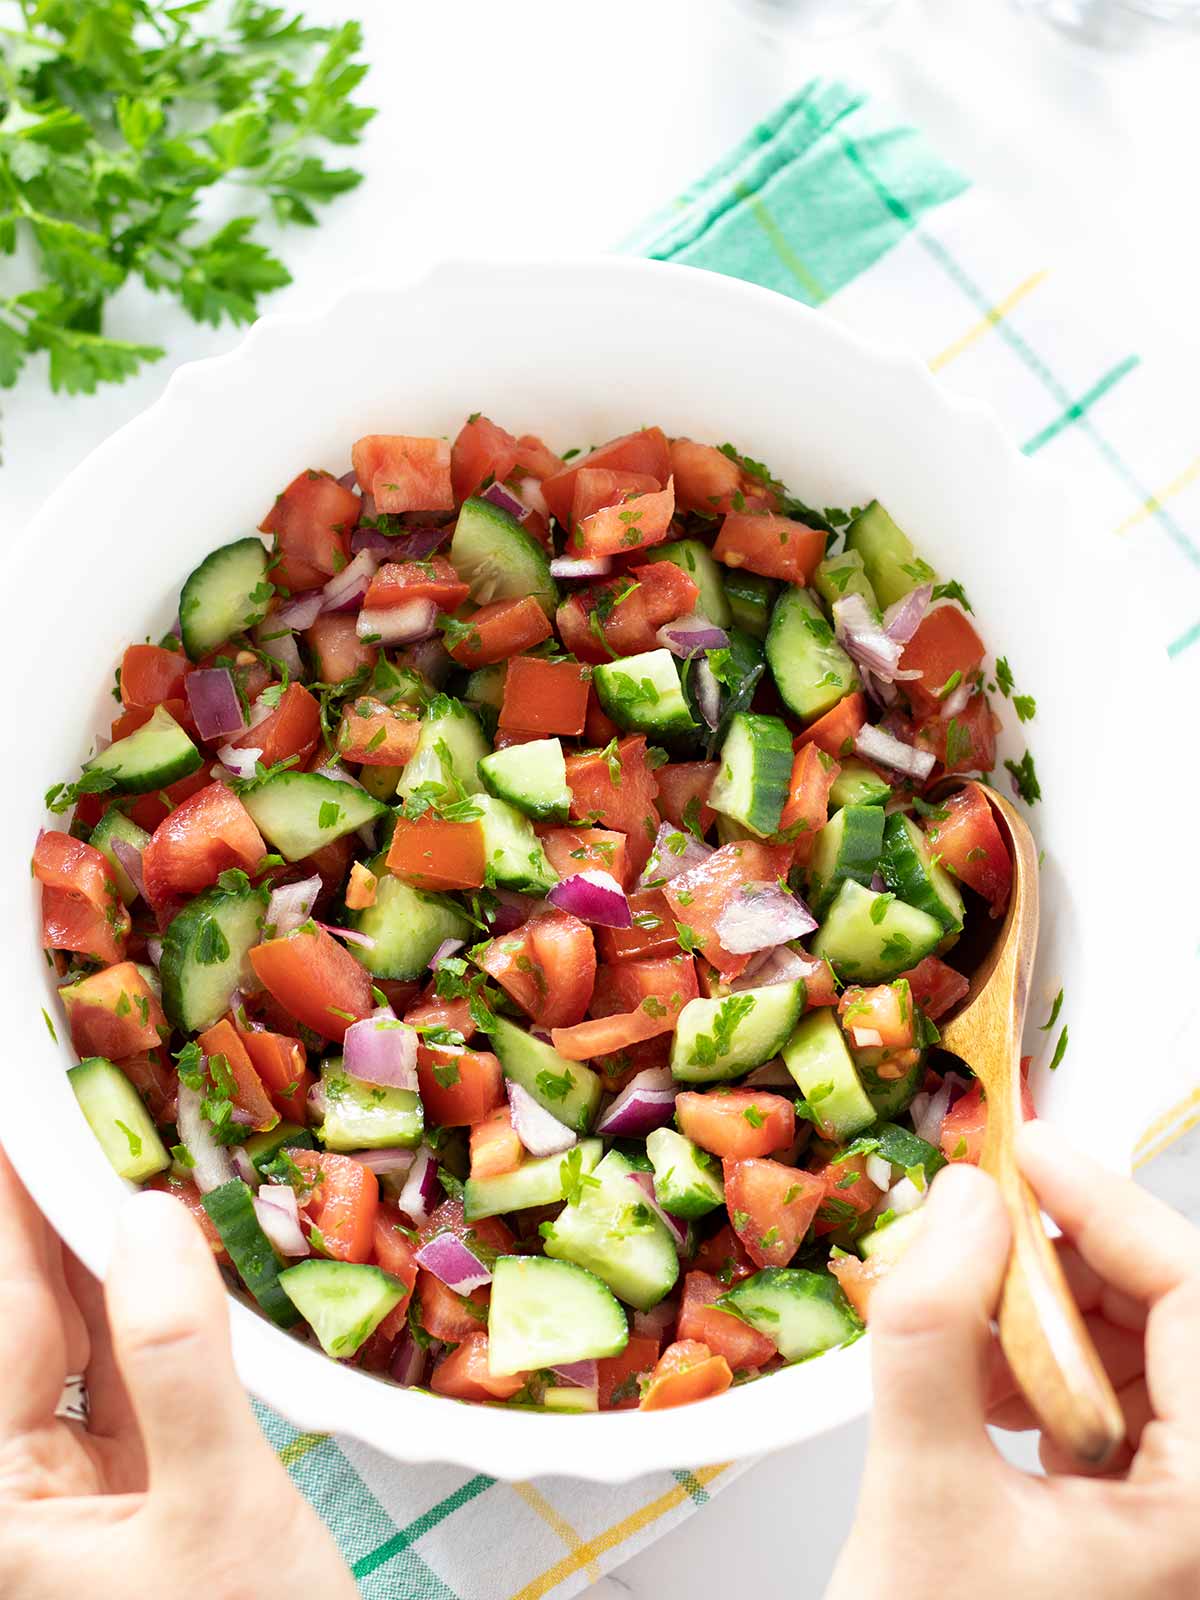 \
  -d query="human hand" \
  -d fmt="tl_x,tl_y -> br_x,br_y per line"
0,1148 -> 358,1600
826,1120 -> 1200,1600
